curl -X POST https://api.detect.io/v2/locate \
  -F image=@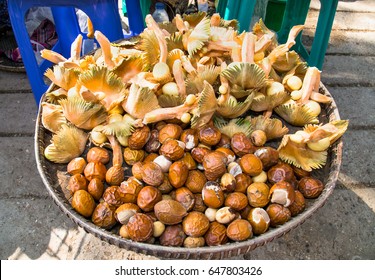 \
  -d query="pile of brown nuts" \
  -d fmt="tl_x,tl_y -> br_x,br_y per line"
66,121 -> 325,247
